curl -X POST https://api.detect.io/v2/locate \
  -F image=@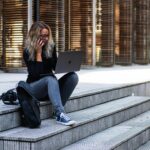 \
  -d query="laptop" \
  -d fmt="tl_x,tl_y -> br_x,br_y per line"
55,51 -> 82,74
